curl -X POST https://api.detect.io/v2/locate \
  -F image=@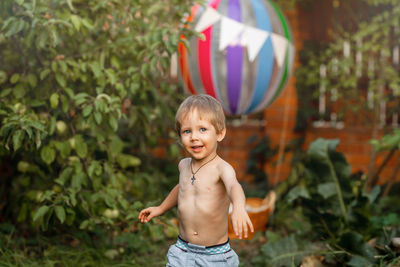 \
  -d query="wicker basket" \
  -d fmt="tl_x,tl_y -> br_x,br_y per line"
228,191 -> 276,240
